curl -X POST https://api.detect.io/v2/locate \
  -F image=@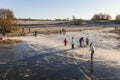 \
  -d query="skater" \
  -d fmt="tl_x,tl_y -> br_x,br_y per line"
79,37 -> 83,47
34,31 -> 37,37
79,37 -> 82,47
86,38 -> 89,46
89,43 -> 94,60
64,38 -> 68,46
71,37 -> 75,49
